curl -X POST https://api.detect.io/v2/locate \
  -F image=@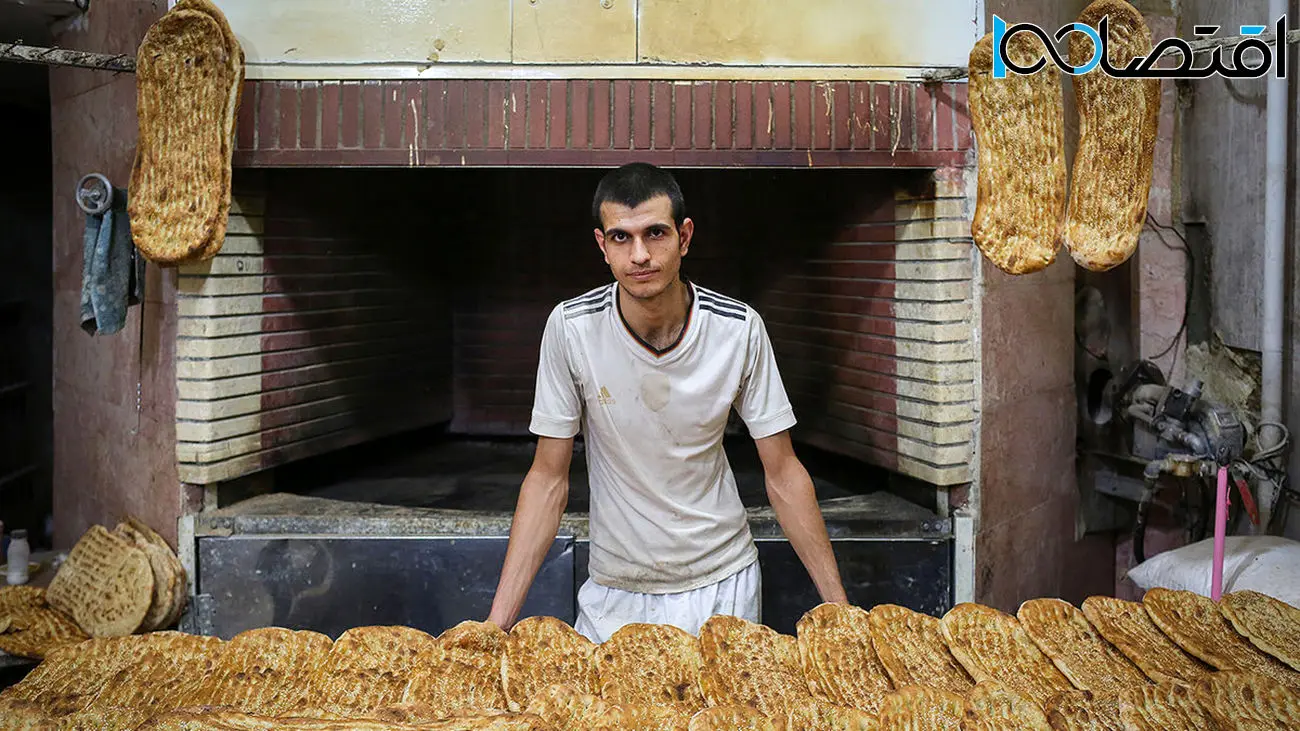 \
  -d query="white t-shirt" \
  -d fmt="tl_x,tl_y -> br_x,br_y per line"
529,280 -> 798,594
